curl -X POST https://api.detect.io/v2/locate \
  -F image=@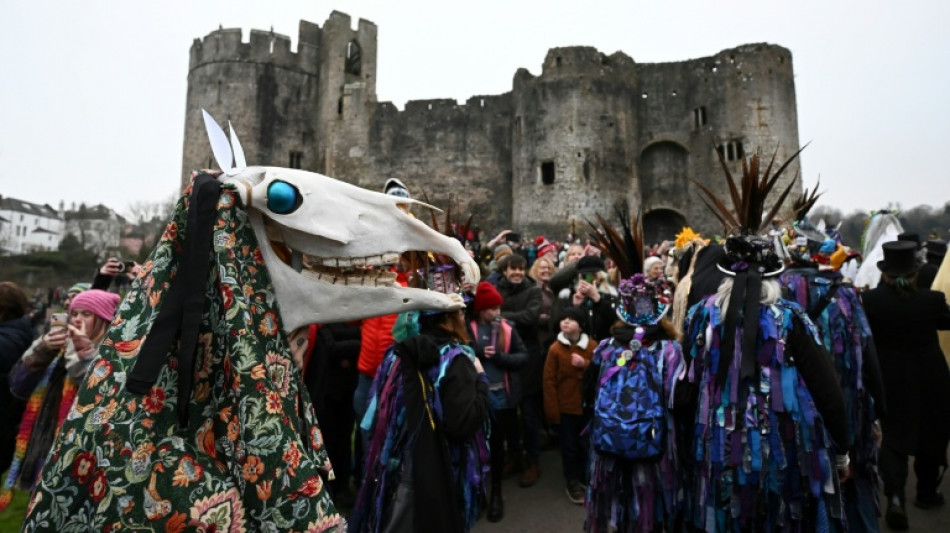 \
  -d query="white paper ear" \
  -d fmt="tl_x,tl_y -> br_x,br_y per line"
228,121 -> 247,170
202,110 -> 233,172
